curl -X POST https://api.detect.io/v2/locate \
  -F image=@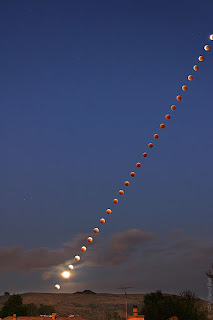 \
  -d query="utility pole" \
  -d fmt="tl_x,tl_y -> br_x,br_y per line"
117,286 -> 133,320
